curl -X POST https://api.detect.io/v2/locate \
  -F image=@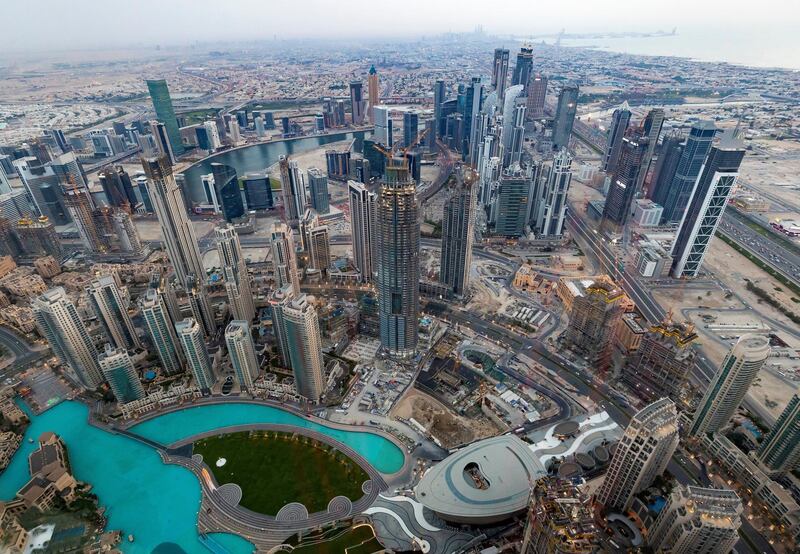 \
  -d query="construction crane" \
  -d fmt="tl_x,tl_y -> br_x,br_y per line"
371,128 -> 429,159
